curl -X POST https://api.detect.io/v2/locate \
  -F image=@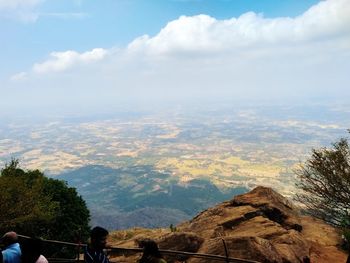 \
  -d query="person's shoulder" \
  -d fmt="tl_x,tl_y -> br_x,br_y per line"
13,243 -> 21,251
36,255 -> 48,263
5,243 -> 20,250
2,244 -> 21,263
2,243 -> 21,255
